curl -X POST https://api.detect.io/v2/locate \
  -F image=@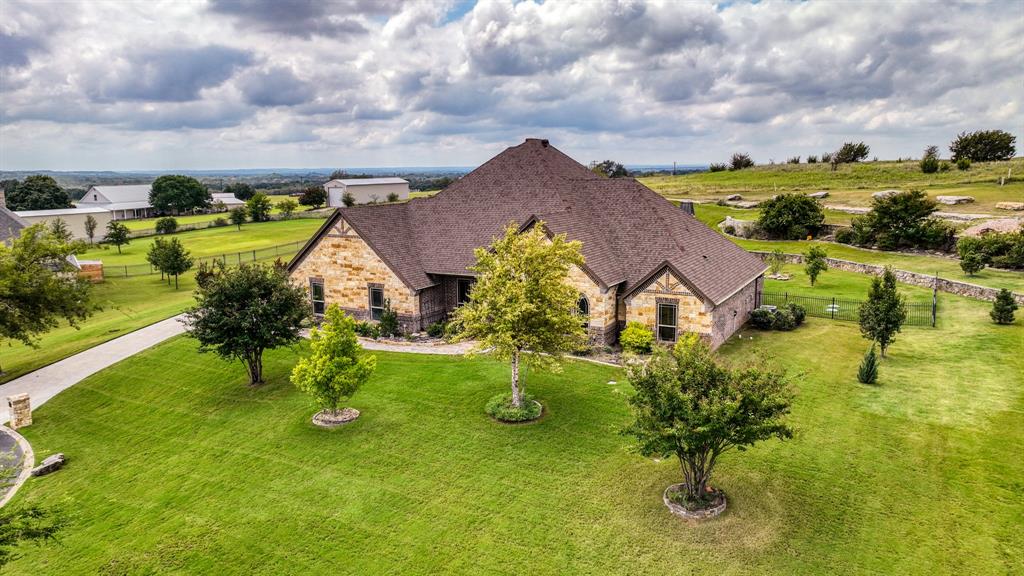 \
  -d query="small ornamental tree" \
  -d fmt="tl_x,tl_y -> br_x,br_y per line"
277,198 -> 298,218
859,268 -> 907,357
920,145 -> 940,174
299,185 -> 327,209
451,221 -> 587,415
857,345 -> 879,384
160,237 -> 194,289
766,249 -> 786,276
246,192 -> 272,222
990,289 -> 1018,325
105,221 -> 130,254
833,141 -> 870,164
48,218 -> 72,243
229,206 -> 248,230
803,246 -> 829,286
185,262 -> 309,385
0,225 -> 94,374
146,237 -> 170,282
623,335 -> 794,509
84,214 -> 98,244
342,191 -> 355,207
150,175 -> 211,214
291,304 -> 377,419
